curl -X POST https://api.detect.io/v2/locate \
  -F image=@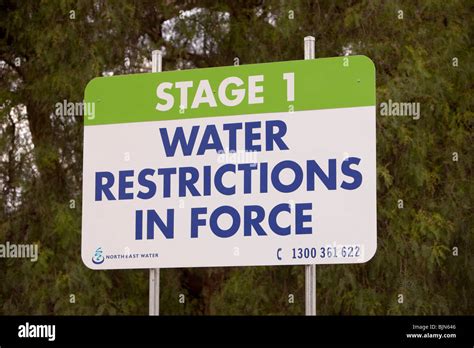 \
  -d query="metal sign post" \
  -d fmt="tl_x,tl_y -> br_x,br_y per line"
304,36 -> 317,316
149,49 -> 162,316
